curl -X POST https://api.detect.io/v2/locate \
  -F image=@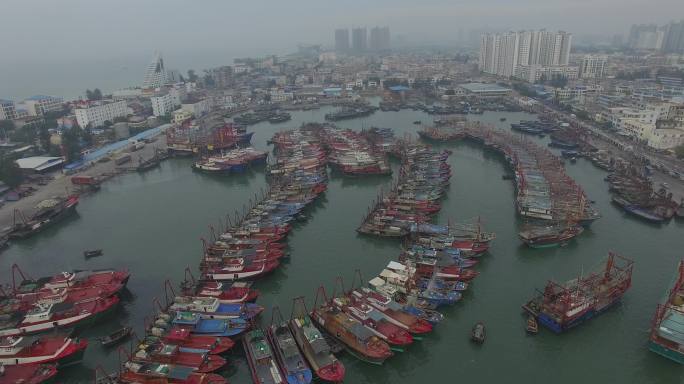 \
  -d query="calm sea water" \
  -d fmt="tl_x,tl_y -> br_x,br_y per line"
2,107 -> 684,383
